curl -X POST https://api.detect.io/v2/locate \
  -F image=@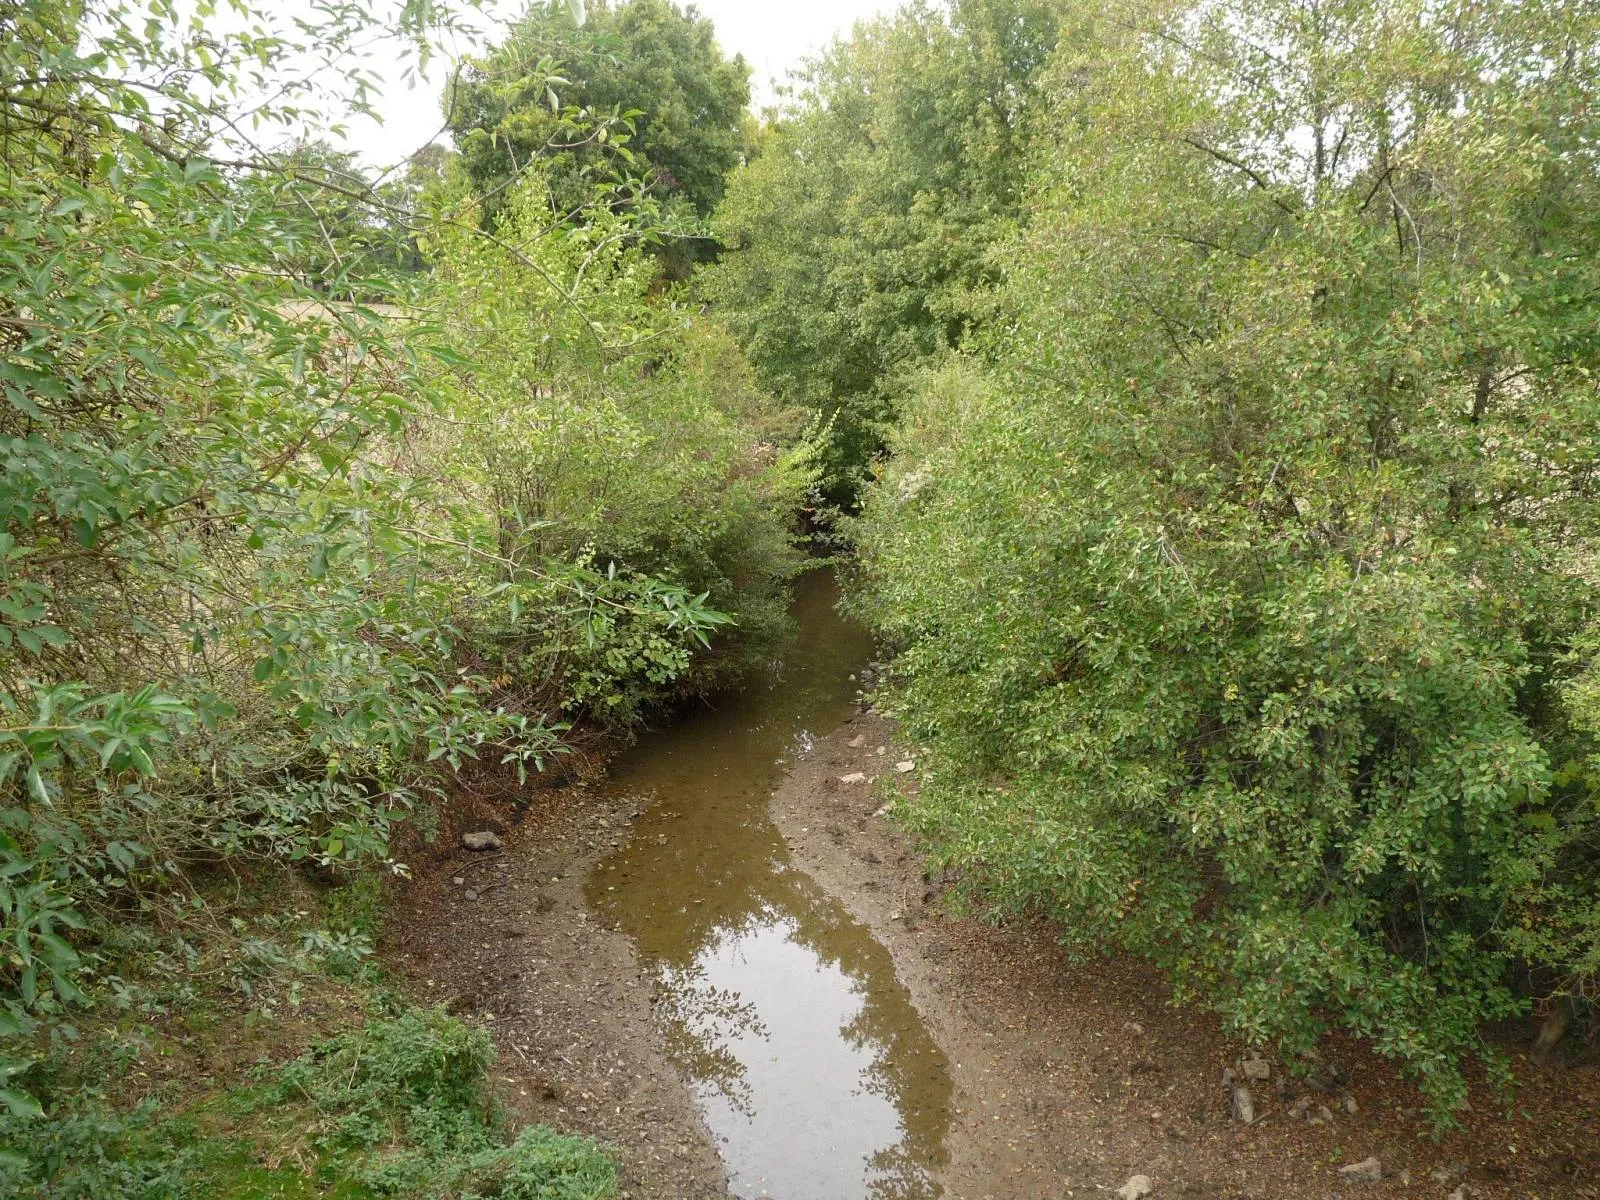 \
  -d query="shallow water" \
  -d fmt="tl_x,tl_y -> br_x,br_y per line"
586,570 -> 953,1200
